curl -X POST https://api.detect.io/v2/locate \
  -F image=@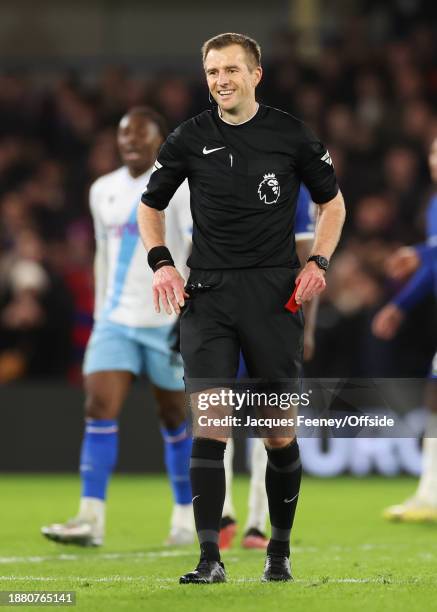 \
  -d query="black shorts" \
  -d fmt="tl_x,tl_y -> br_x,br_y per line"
180,268 -> 303,389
